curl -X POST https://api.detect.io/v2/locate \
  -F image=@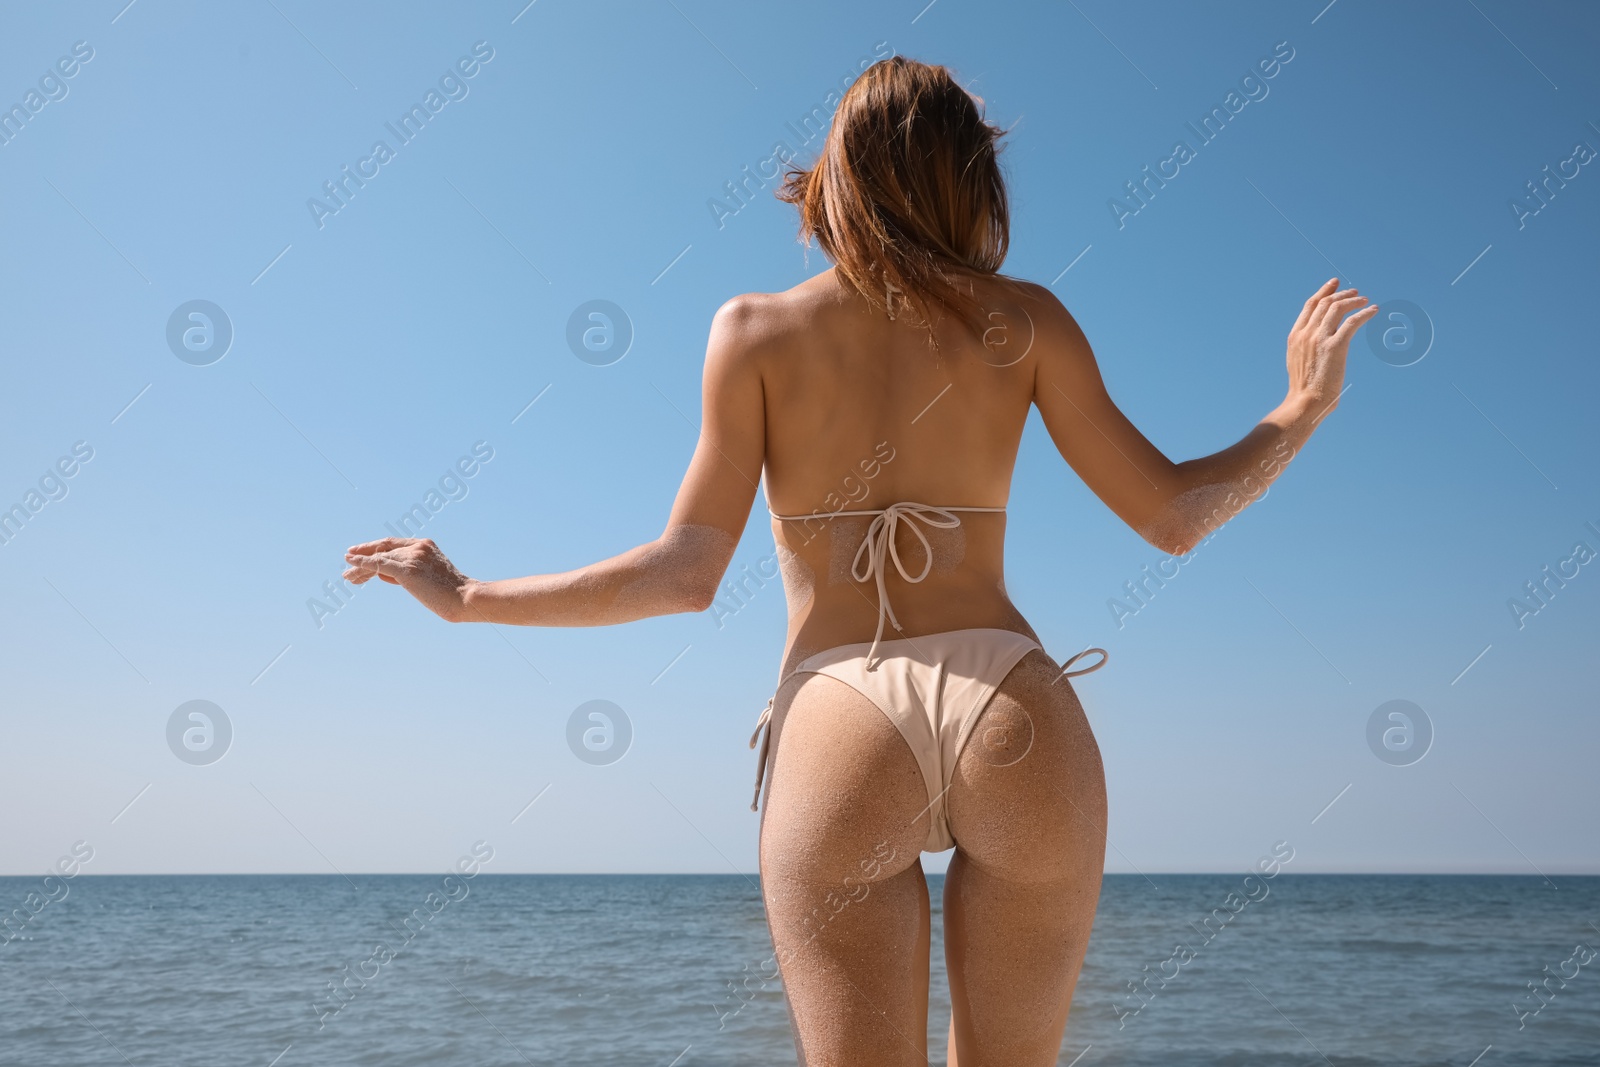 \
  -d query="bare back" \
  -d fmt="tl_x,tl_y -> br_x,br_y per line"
753,269 -> 1044,671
